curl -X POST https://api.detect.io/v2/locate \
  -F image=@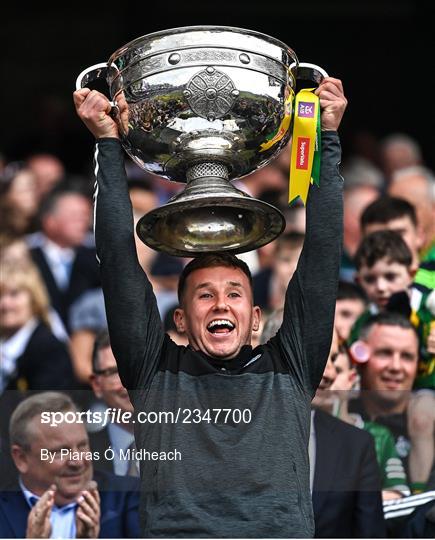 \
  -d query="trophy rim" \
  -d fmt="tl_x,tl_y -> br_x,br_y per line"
109,25 -> 297,66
